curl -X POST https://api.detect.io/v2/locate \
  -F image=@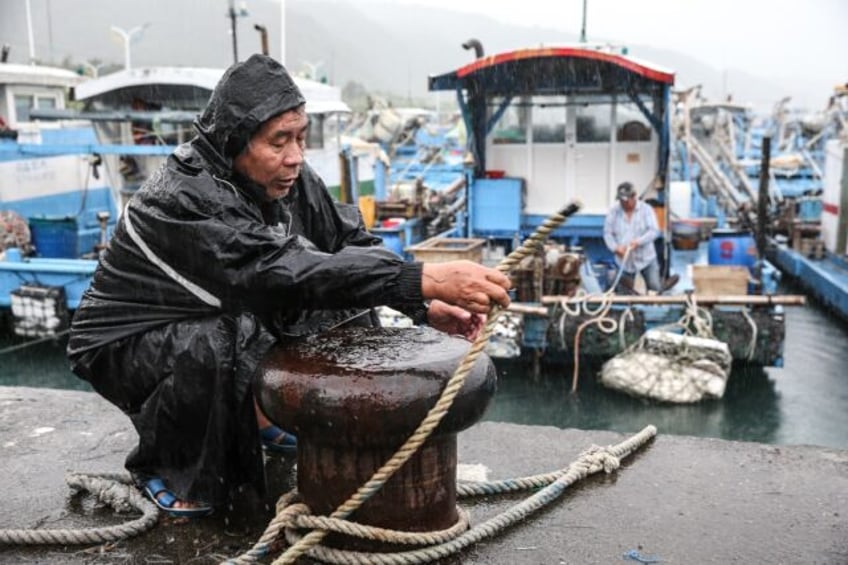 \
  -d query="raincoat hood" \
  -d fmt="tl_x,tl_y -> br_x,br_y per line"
194,54 -> 306,162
